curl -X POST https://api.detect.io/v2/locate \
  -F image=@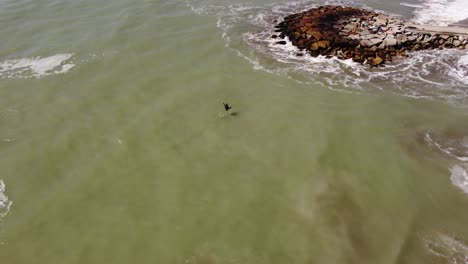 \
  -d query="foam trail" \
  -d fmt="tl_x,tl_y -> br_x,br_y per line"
0,53 -> 75,79
0,180 -> 12,218
424,132 -> 468,161
400,2 -> 424,8
411,0 -> 468,26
